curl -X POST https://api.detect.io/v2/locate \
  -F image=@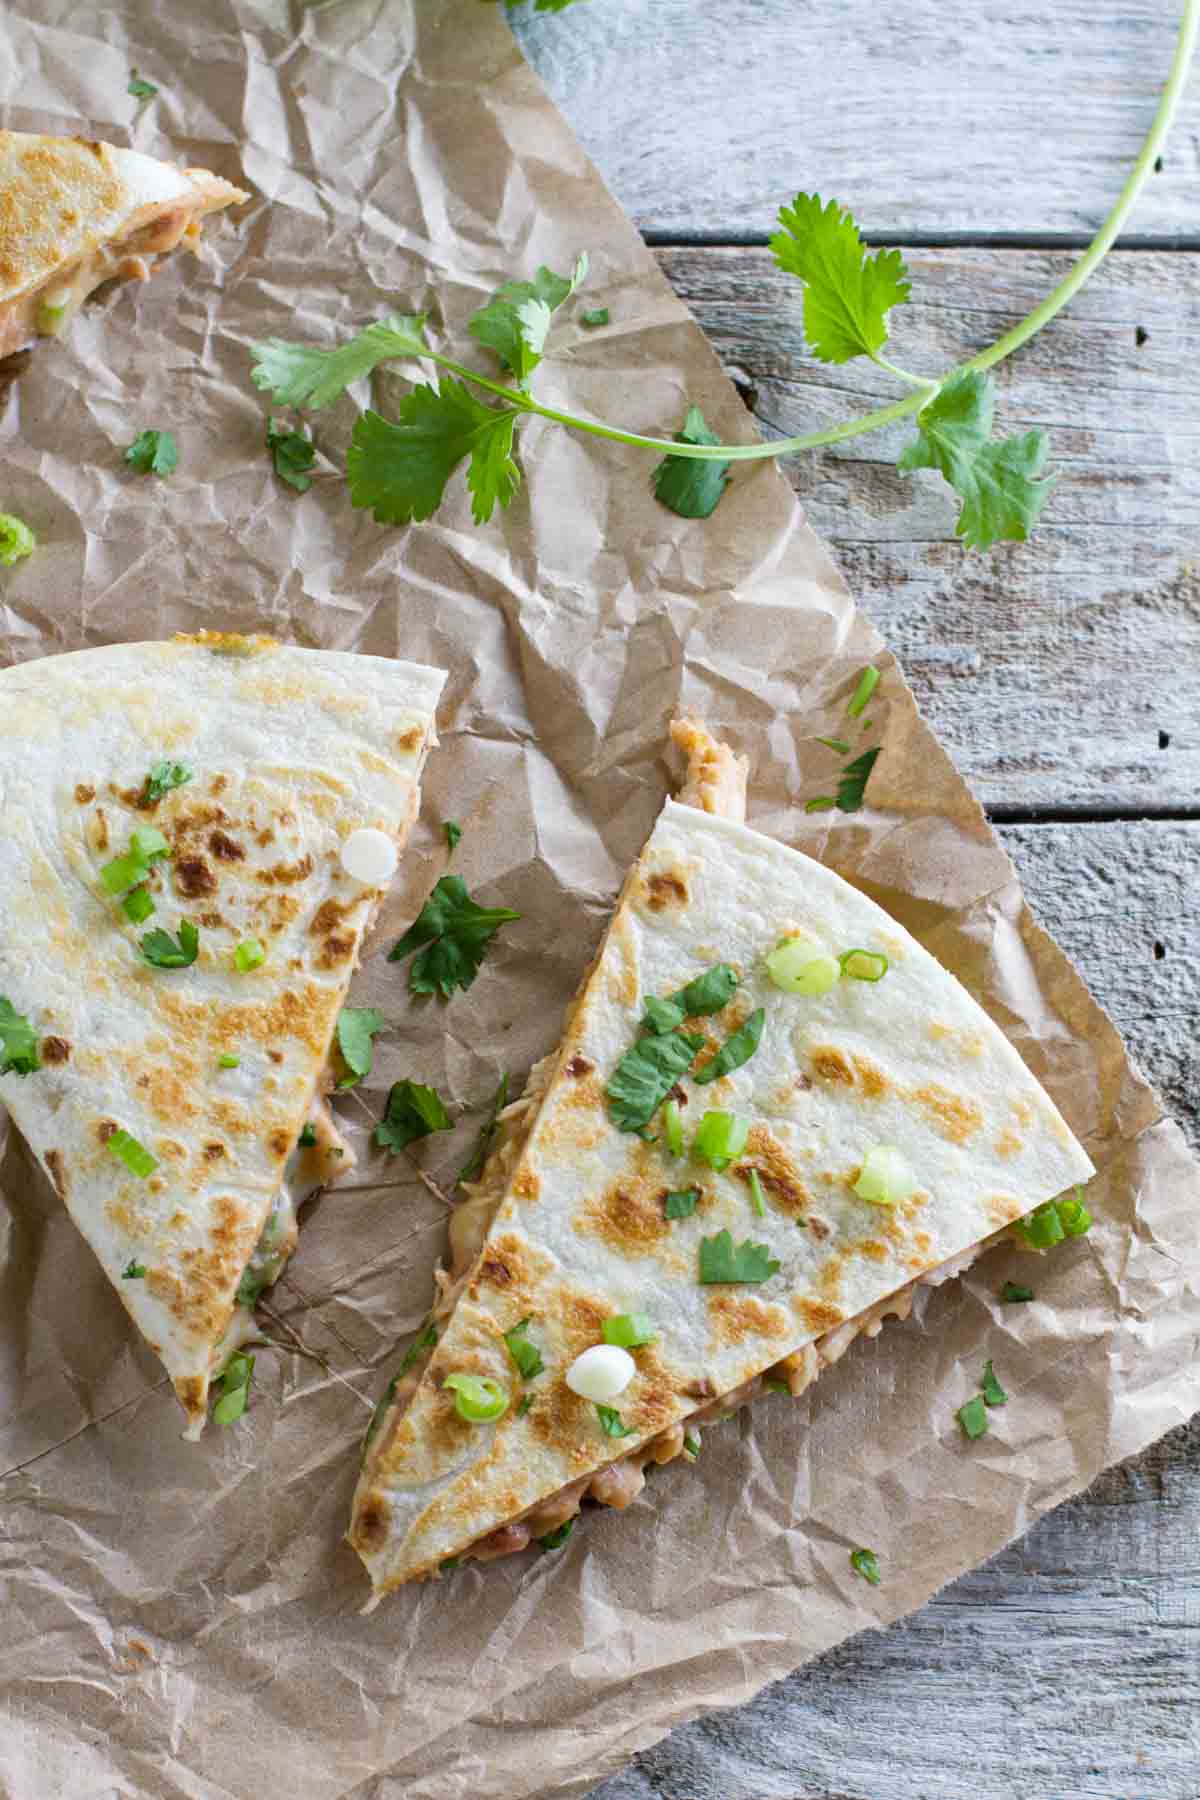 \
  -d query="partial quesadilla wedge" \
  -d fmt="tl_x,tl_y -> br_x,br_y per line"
352,719 -> 1094,1596
0,130 -> 247,358
0,634 -> 444,1434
